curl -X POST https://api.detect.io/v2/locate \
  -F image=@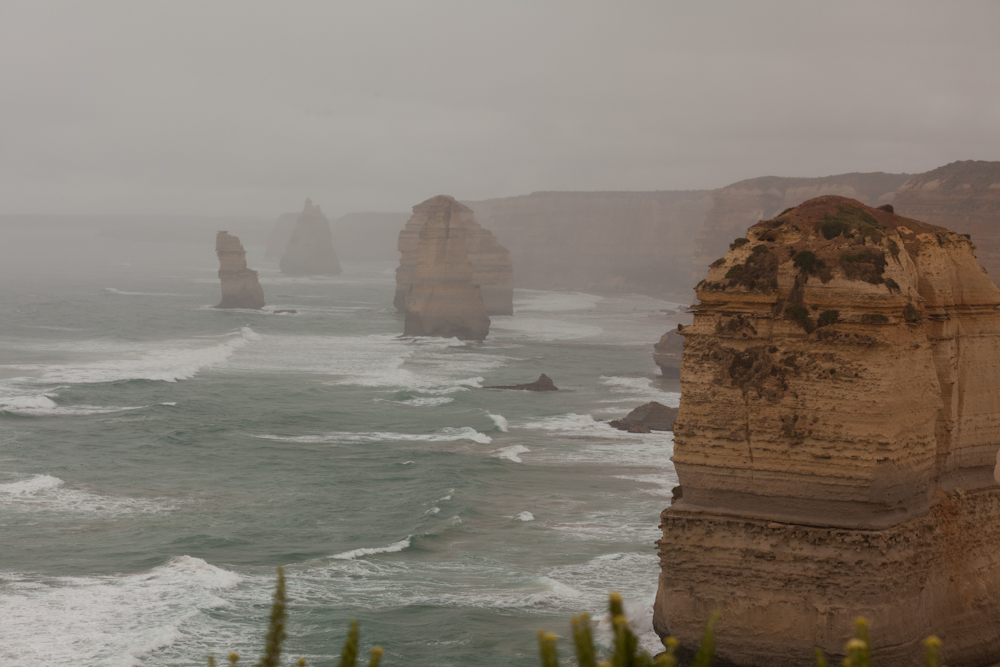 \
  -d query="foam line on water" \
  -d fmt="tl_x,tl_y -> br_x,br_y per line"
330,536 -> 412,560
493,444 -> 529,463
0,474 -> 176,515
599,376 -> 680,406
255,426 -> 492,445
